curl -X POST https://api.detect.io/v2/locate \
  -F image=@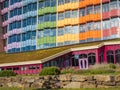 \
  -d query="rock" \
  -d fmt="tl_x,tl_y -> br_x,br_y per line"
115,75 -> 120,81
102,81 -> 116,86
59,75 -> 71,81
72,75 -> 93,82
80,82 -> 97,88
94,75 -> 114,82
63,82 -> 81,88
